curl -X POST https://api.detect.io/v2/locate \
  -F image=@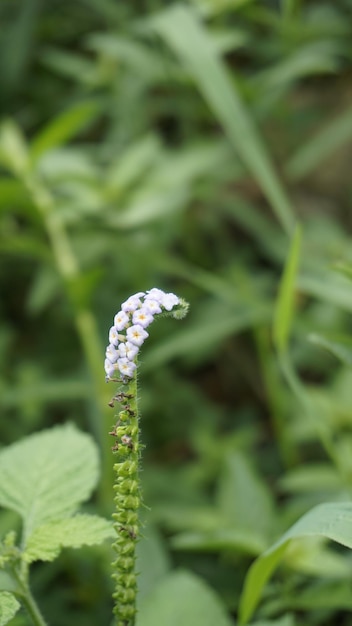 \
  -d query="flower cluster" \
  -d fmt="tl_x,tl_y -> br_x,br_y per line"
104,288 -> 180,381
